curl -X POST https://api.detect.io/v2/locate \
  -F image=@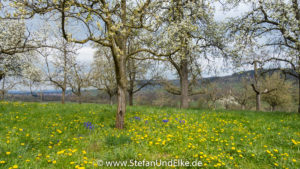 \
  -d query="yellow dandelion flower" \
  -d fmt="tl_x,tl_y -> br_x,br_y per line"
291,139 -> 298,145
